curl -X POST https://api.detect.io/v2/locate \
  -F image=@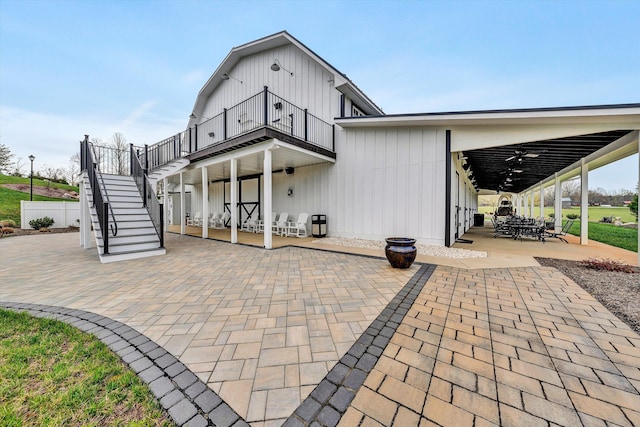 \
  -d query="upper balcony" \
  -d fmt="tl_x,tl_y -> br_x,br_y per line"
142,87 -> 335,171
